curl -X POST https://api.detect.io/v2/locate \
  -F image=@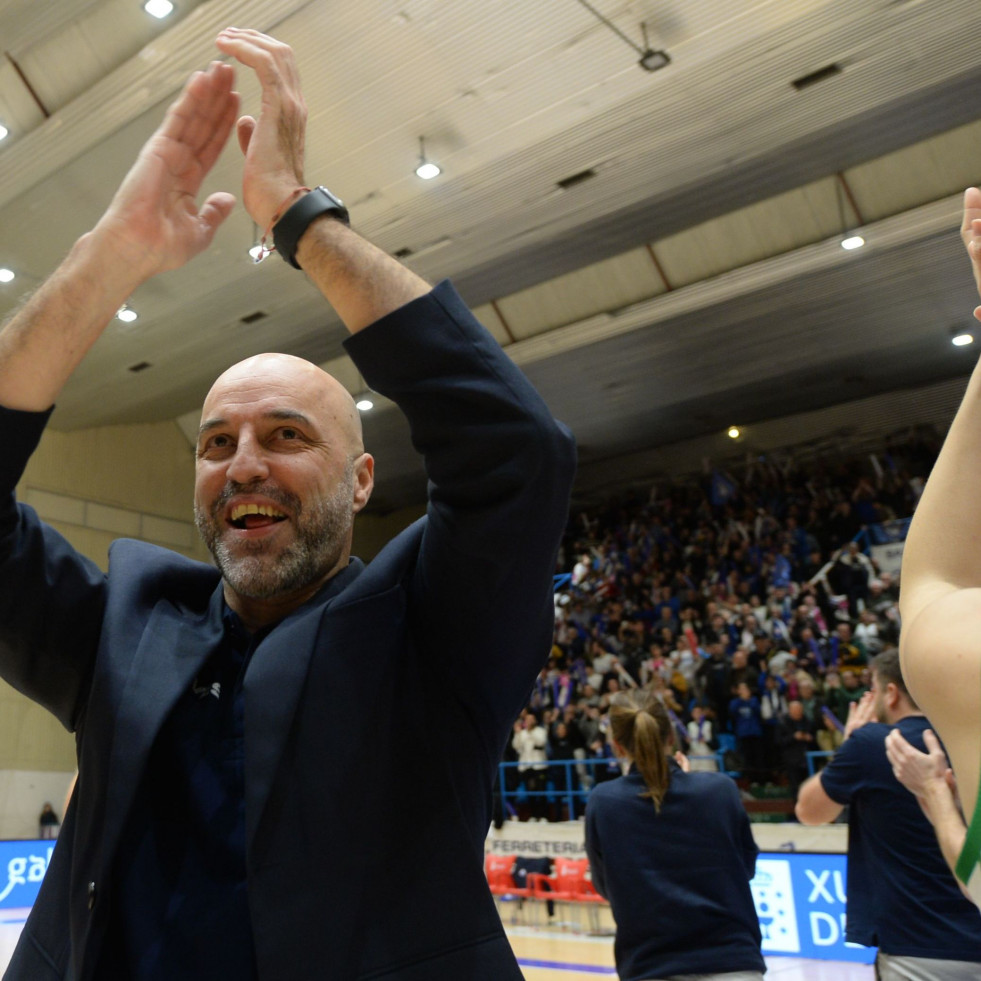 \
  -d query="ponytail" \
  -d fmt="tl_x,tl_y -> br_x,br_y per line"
609,690 -> 672,812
